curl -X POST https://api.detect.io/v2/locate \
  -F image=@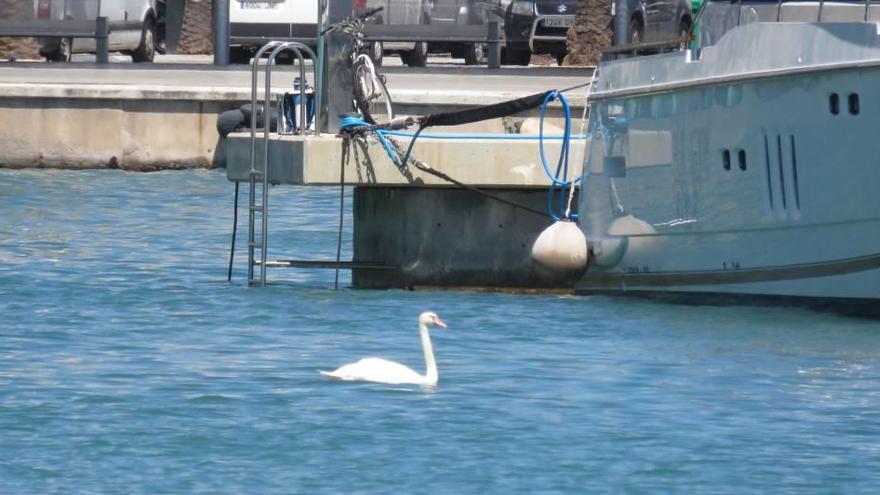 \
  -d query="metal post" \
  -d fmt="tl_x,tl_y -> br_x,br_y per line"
613,0 -> 630,46
95,16 -> 109,64
213,0 -> 230,65
319,0 -> 355,133
487,18 -> 501,69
